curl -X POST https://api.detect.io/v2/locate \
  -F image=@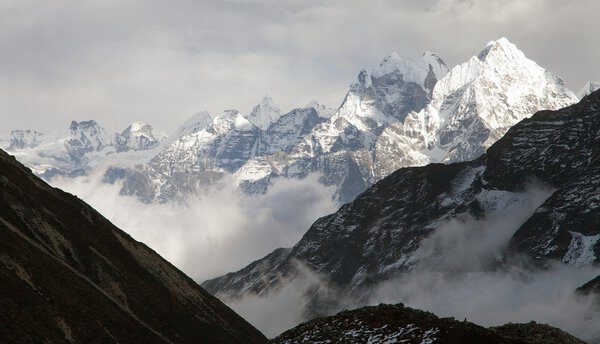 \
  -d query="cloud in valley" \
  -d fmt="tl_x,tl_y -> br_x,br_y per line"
367,187 -> 600,342
221,184 -> 600,341
51,172 -> 336,281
